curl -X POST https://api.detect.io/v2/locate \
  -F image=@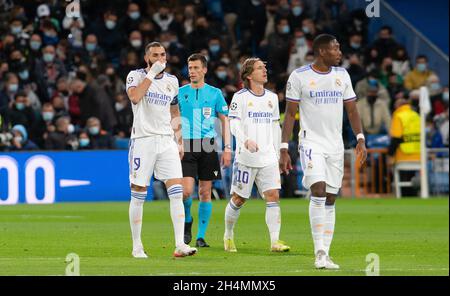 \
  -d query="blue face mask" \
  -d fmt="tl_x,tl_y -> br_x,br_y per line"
281,25 -> 290,34
8,84 -> 19,93
43,53 -> 55,63
443,92 -> 449,102
11,26 -> 22,35
105,20 -> 116,30
19,70 -> 29,80
129,11 -> 140,20
416,63 -> 427,72
430,82 -> 441,91
209,44 -> 220,53
42,112 -> 54,122
350,42 -> 360,49
216,71 -> 227,80
89,126 -> 100,135
79,138 -> 90,147
302,26 -> 310,34
85,43 -> 96,52
16,102 -> 25,110
30,41 -> 41,51
296,37 -> 306,47
292,6 -> 303,16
